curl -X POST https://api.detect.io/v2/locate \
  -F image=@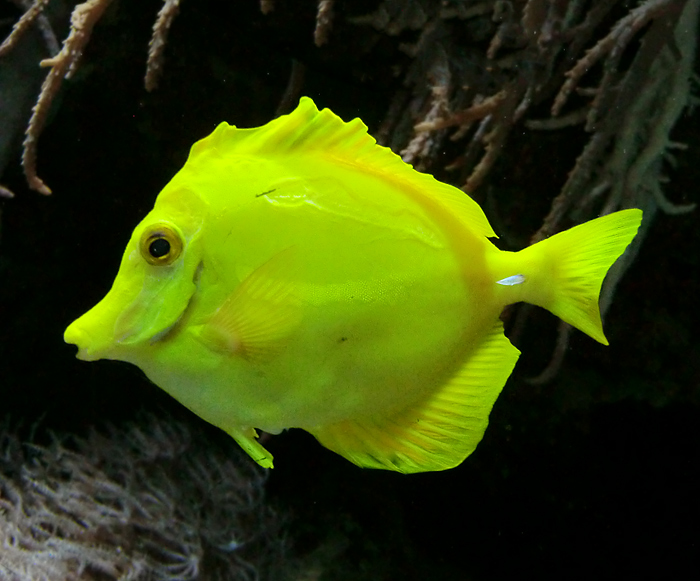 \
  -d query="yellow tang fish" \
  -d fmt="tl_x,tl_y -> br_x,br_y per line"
64,97 -> 642,473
